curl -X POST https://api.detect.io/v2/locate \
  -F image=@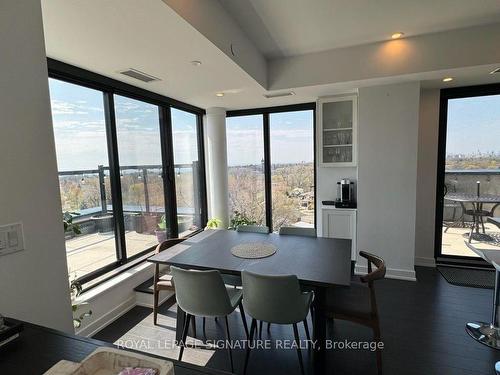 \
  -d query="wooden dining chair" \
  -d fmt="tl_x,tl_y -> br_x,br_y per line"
153,238 -> 186,326
324,251 -> 386,375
